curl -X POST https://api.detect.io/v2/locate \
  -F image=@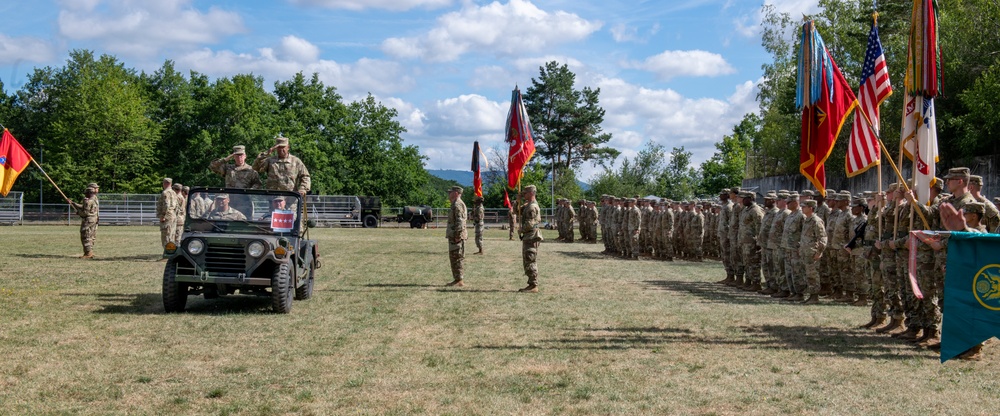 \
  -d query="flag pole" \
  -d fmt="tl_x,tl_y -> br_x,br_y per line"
31,159 -> 69,201
857,107 -> 929,229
